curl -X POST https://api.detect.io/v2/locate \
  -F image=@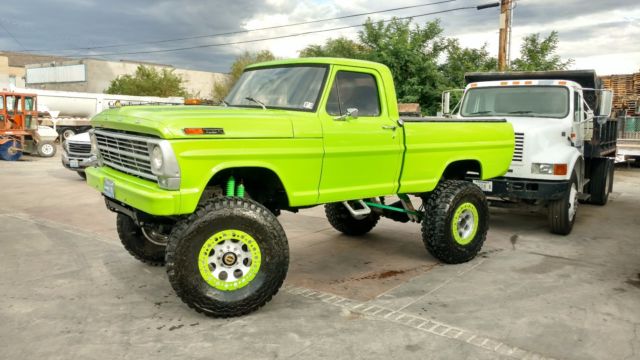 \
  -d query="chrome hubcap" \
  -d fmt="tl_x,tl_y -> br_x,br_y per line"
457,209 -> 476,239
208,240 -> 253,282
568,183 -> 578,220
